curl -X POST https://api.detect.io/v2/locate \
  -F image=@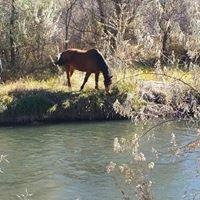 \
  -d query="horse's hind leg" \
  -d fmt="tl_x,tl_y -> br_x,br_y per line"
95,72 -> 100,90
80,72 -> 91,91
